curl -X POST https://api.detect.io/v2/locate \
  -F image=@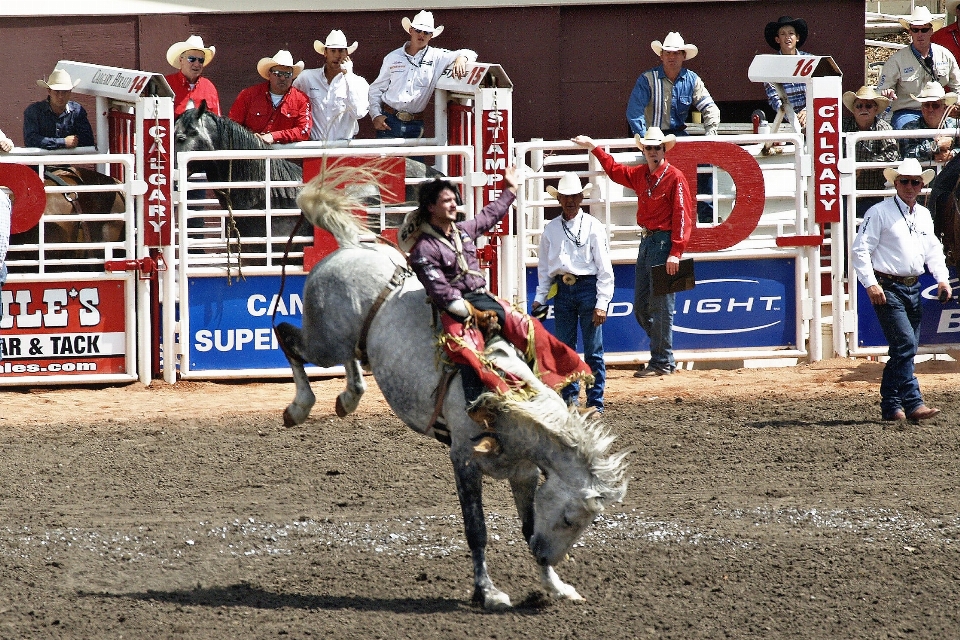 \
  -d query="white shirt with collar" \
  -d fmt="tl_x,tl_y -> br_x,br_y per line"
534,209 -> 615,310
294,66 -> 370,141
368,44 -> 477,118
852,193 -> 949,289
